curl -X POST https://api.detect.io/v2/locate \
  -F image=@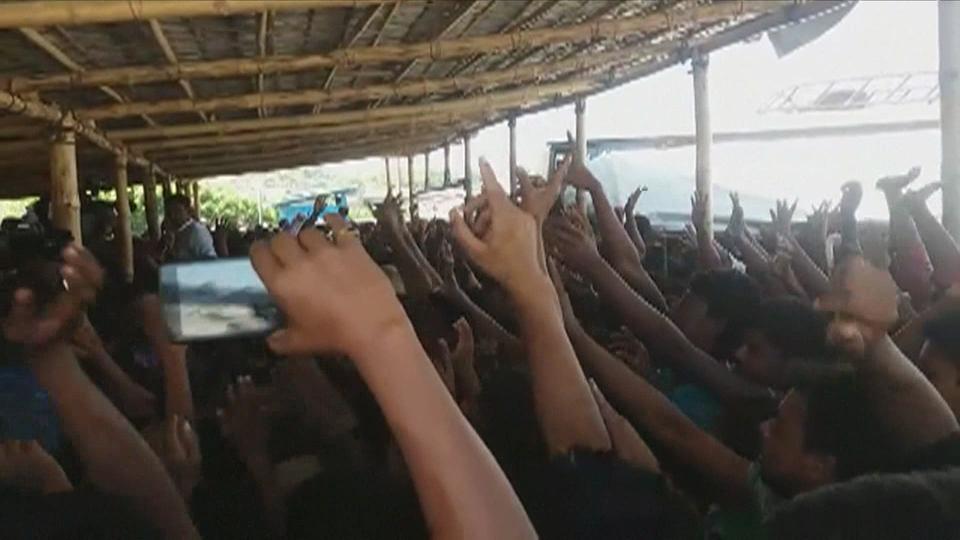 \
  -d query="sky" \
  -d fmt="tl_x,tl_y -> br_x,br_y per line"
225,0 -> 945,219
